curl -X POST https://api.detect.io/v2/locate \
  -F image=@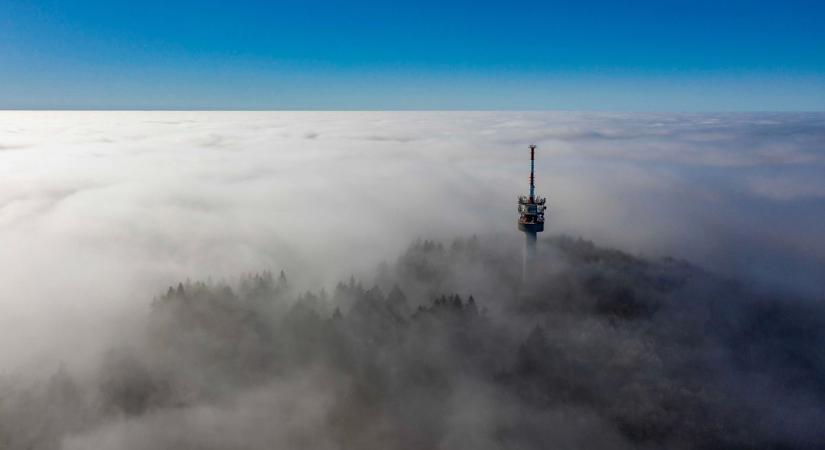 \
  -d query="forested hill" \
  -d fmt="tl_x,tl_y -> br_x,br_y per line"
3,236 -> 824,449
